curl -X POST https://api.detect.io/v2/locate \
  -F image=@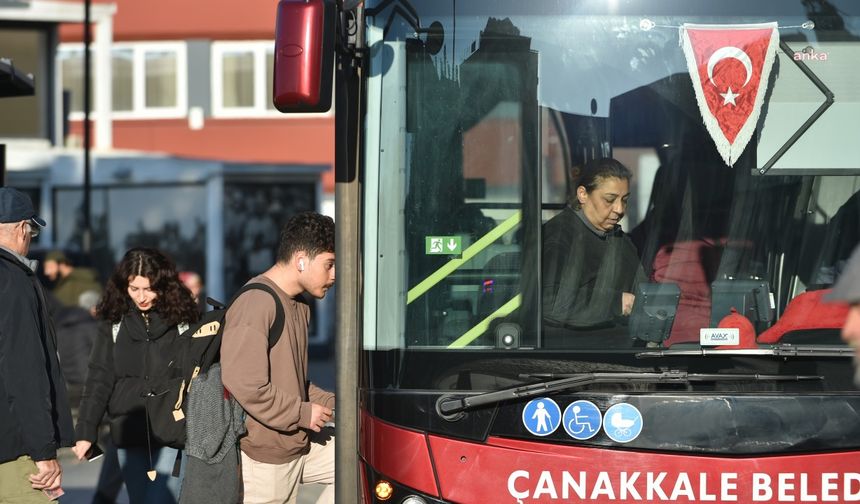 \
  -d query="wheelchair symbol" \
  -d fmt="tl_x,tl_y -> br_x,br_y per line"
562,401 -> 601,440
568,406 -> 597,435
